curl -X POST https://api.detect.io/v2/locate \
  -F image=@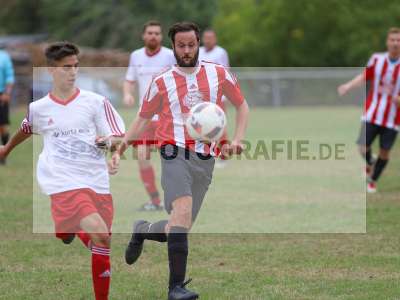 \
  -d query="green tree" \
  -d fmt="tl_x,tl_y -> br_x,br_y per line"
214,0 -> 400,67
38,0 -> 217,50
0,0 -> 42,34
